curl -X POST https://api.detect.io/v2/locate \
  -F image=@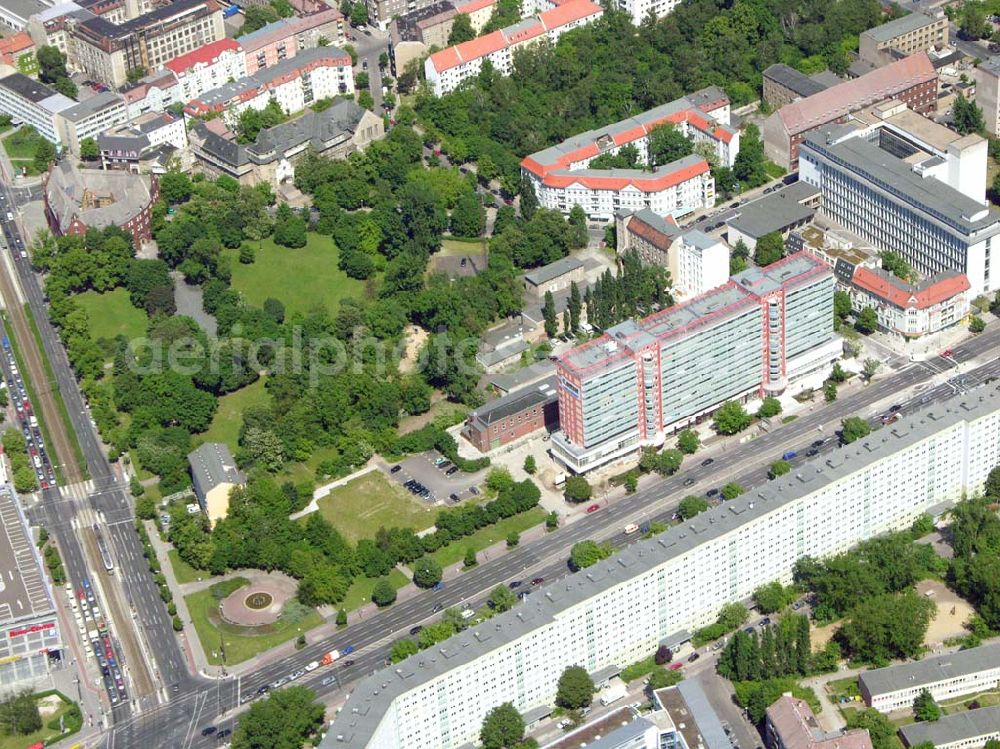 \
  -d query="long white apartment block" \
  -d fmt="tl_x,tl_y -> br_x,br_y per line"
859,643 -> 1000,713
324,387 -> 1000,749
